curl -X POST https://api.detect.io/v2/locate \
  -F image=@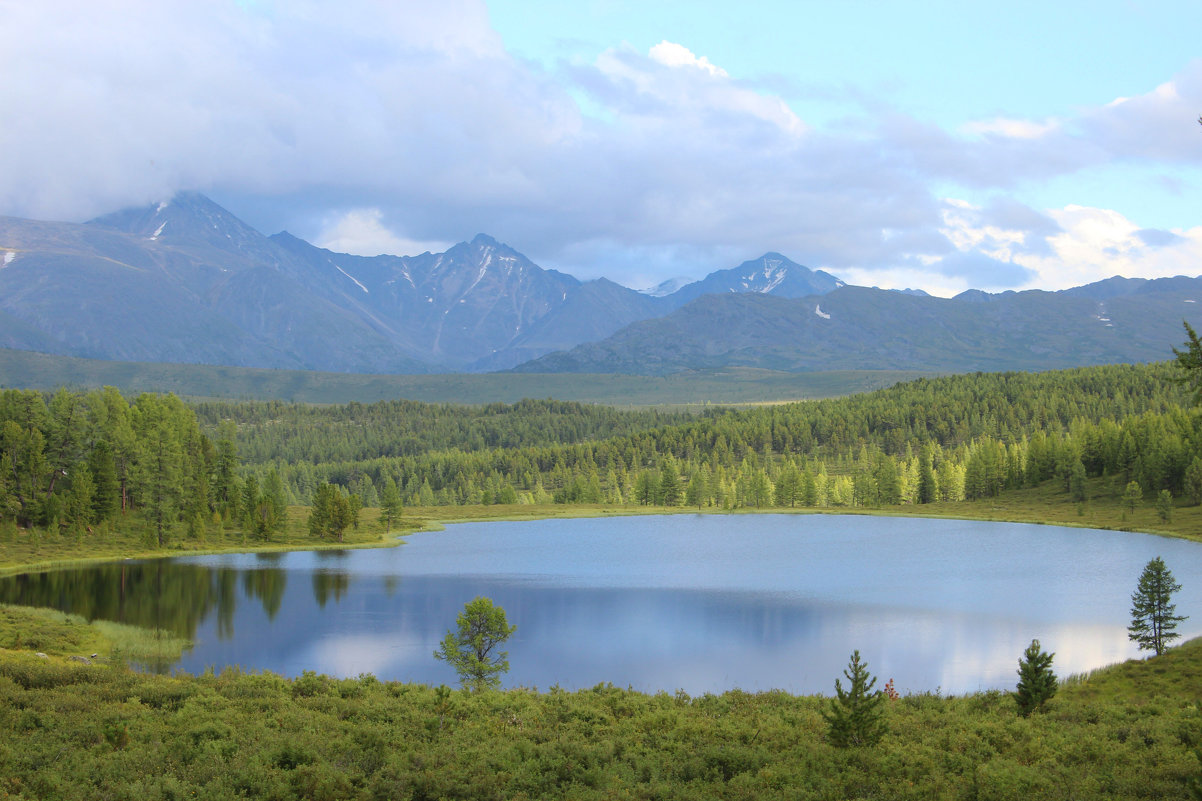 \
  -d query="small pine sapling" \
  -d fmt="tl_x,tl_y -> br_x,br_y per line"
822,650 -> 887,747
1014,639 -> 1057,717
